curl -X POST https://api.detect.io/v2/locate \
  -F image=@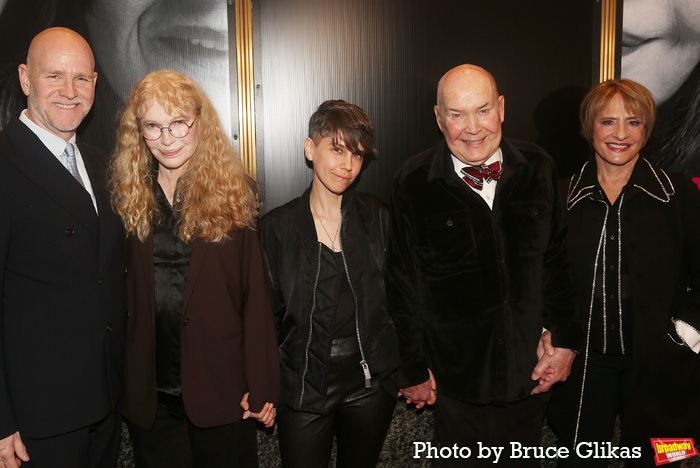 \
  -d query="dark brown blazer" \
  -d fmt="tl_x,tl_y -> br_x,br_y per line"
123,227 -> 280,429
